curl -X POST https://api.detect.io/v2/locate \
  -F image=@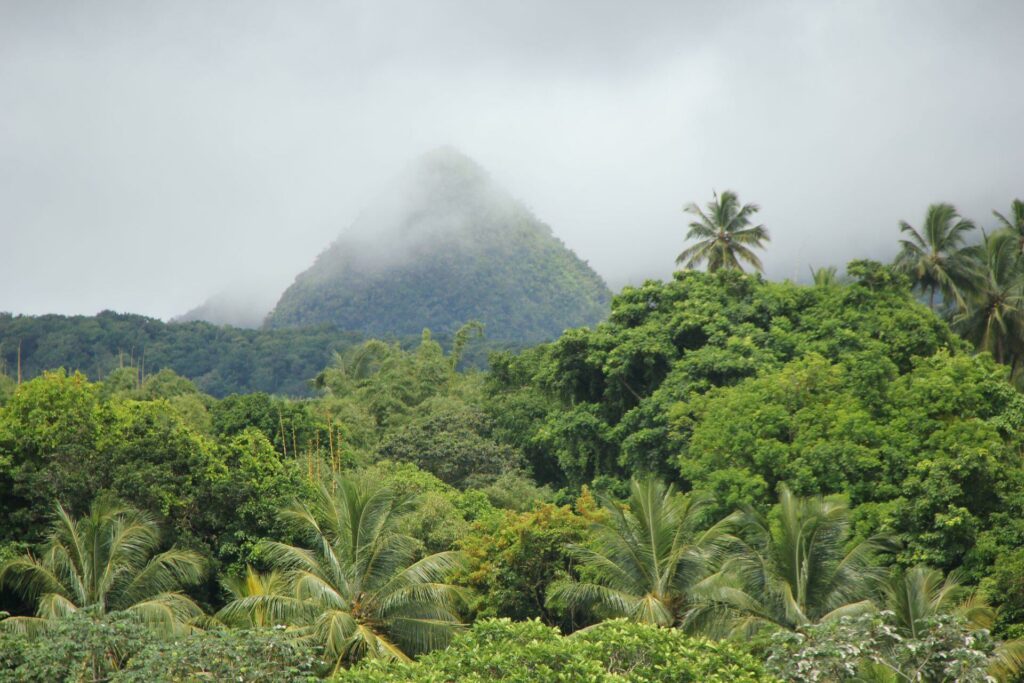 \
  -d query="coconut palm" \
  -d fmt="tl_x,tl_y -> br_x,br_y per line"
547,479 -> 732,627
810,266 -> 840,287
882,566 -> 993,638
691,485 -> 890,636
0,500 -> 204,636
894,203 -> 979,310
314,339 -> 395,394
677,190 -> 770,273
217,476 -> 466,672
883,566 -> 1024,681
993,199 -> 1024,254
953,229 -> 1024,367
